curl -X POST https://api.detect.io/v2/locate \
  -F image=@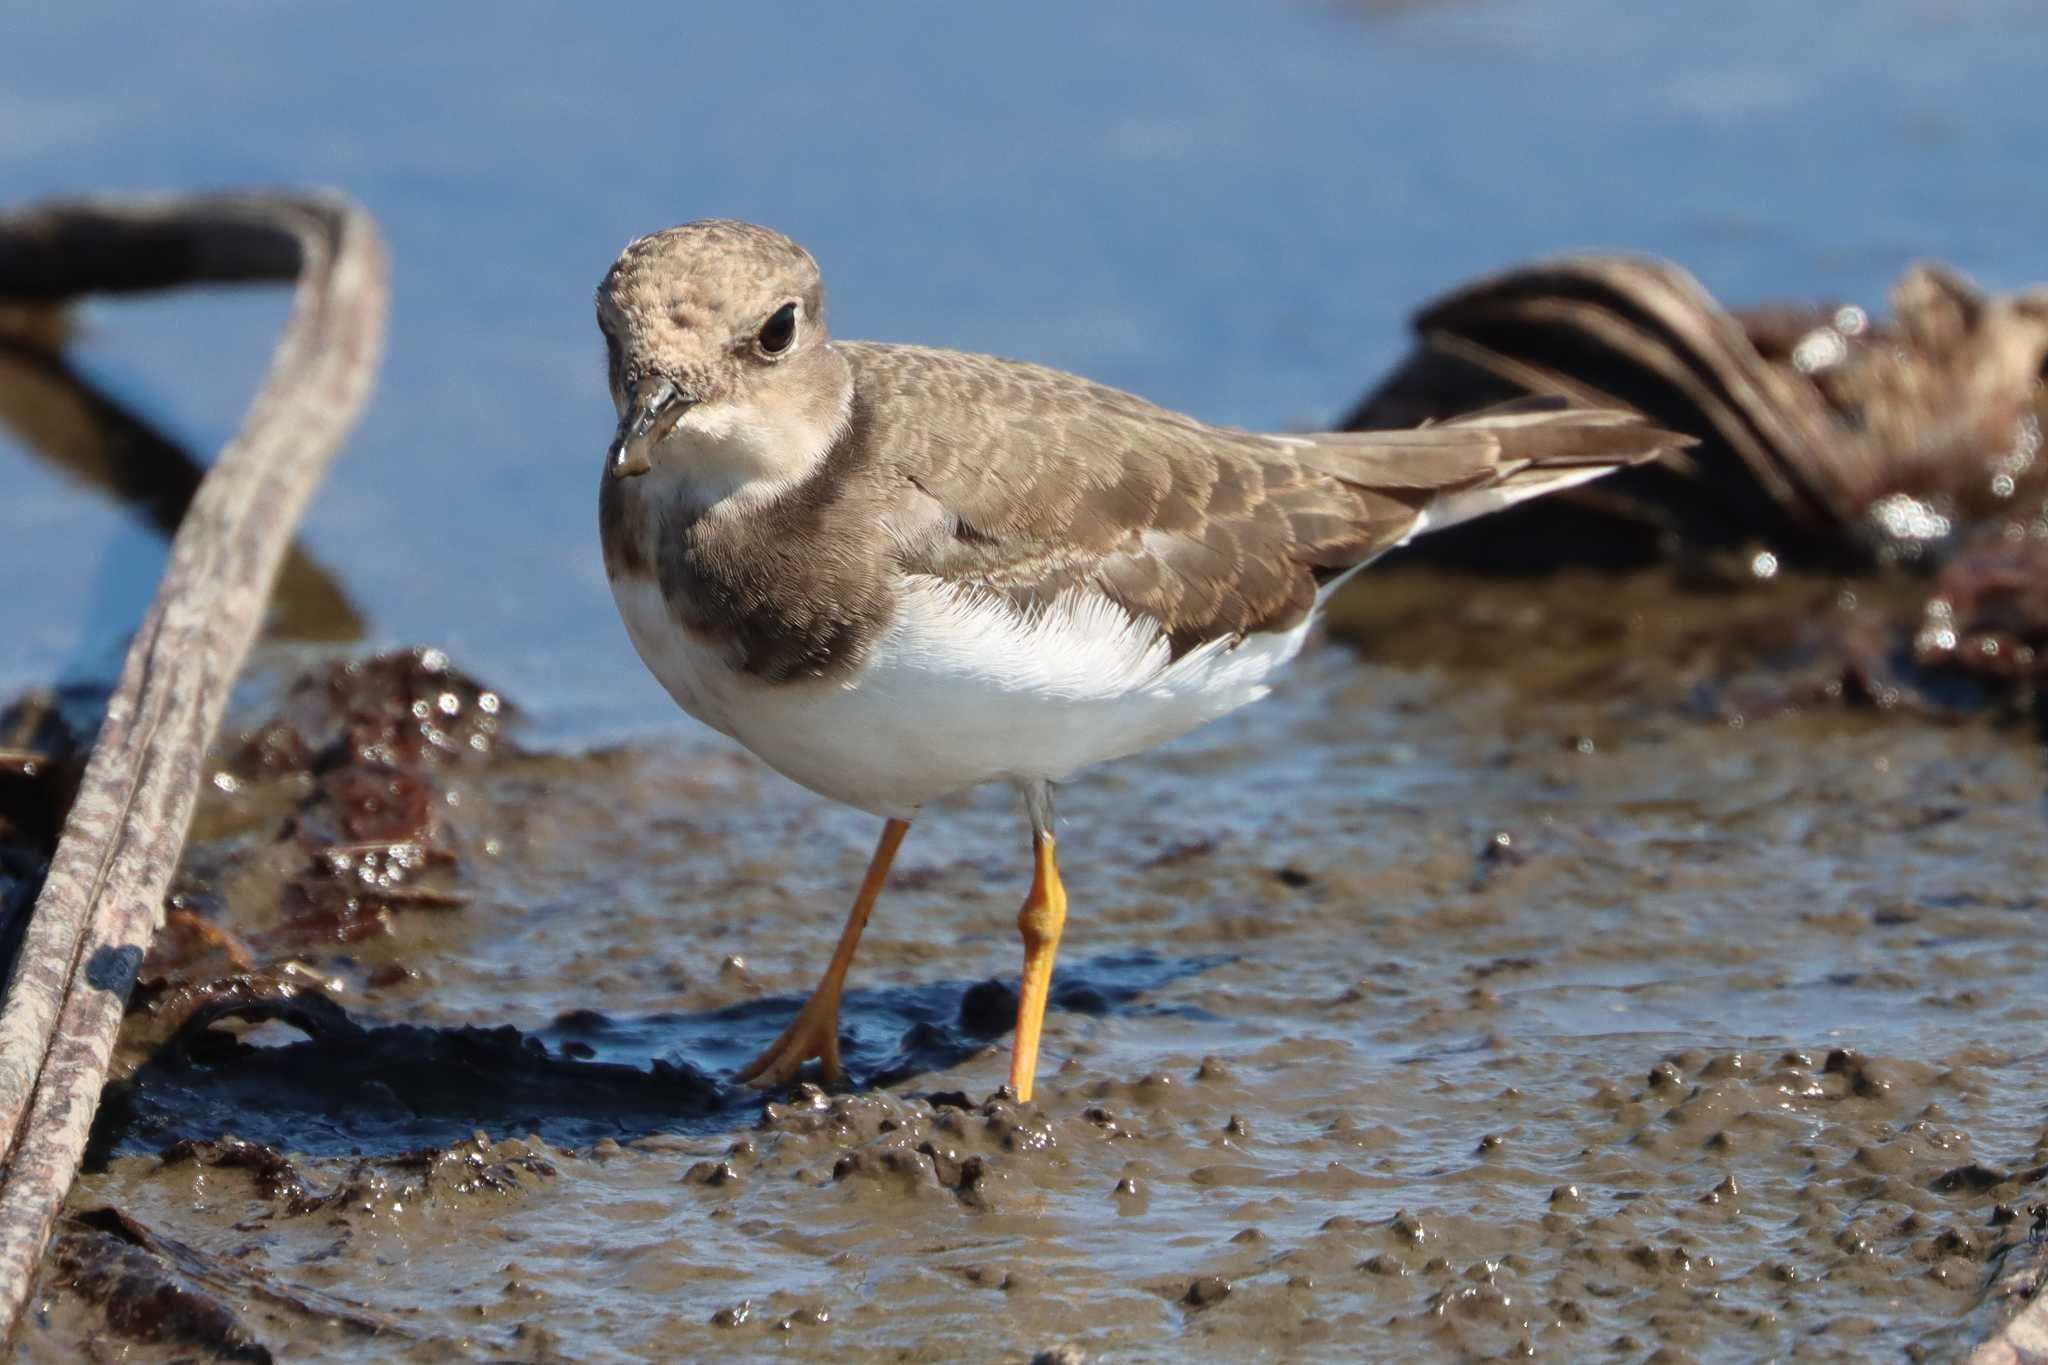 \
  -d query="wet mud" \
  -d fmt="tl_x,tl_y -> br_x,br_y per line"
13,569 -> 2048,1362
